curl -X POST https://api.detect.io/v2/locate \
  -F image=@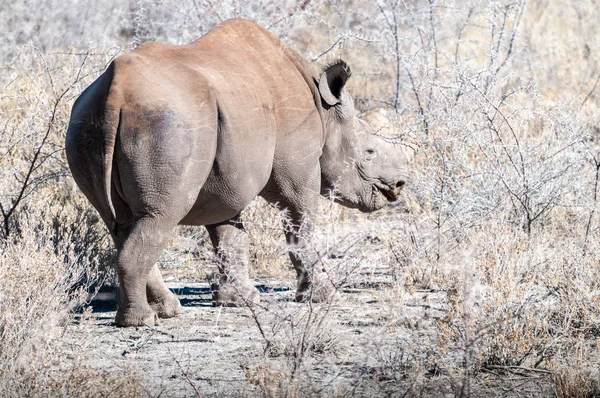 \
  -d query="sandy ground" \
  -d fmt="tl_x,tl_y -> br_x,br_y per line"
52,272 -> 553,397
